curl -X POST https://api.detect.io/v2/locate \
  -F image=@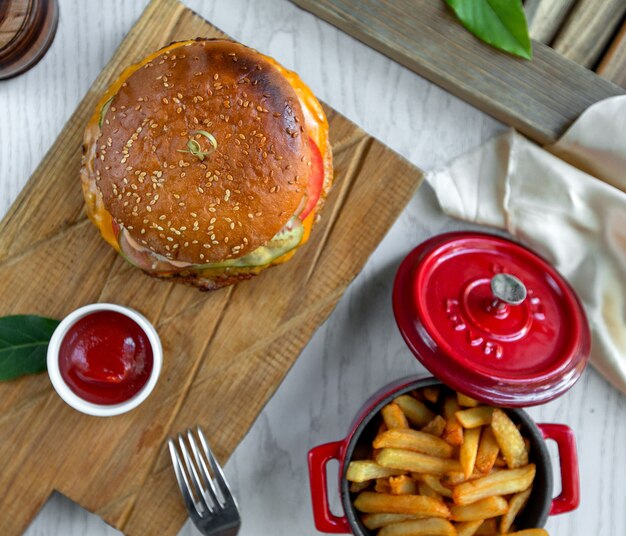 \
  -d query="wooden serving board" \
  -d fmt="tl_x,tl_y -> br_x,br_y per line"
0,1 -> 422,534
290,0 -> 626,145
